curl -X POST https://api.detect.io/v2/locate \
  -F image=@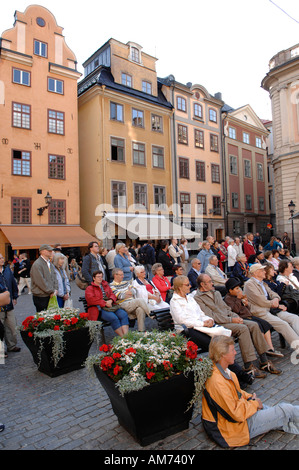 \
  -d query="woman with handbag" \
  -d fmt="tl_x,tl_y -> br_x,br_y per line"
85,270 -> 129,337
